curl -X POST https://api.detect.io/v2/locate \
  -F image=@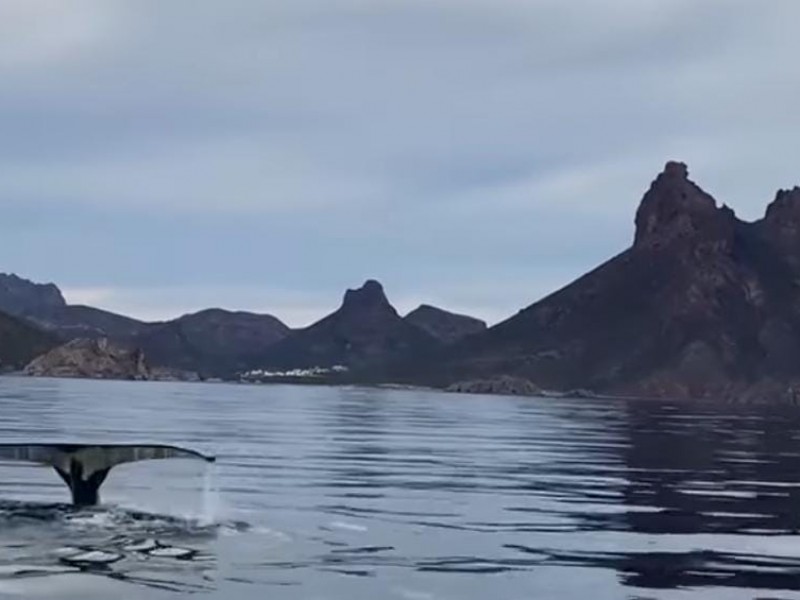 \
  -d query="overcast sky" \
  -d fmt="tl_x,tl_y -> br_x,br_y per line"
2,1 -> 799,326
